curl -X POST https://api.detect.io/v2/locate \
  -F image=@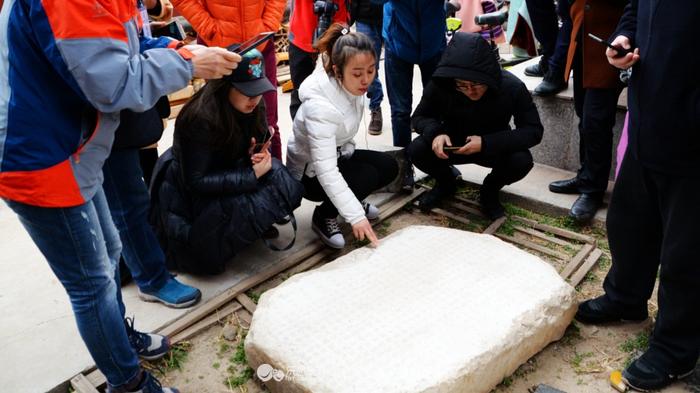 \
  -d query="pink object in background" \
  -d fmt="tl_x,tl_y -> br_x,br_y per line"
457,0 -> 506,44
615,113 -> 629,178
